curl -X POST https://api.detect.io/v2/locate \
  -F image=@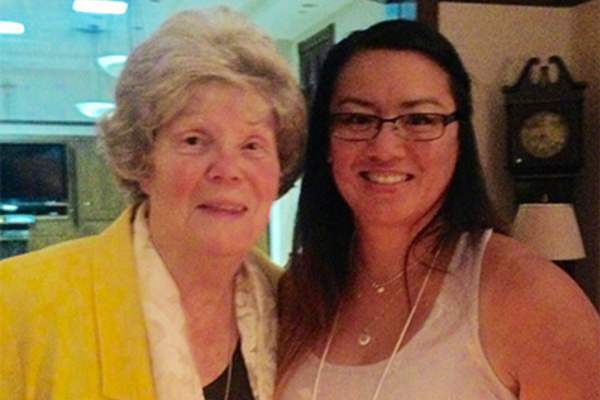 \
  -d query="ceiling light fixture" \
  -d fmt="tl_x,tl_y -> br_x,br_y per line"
0,204 -> 19,212
97,55 -> 127,78
75,102 -> 115,119
0,21 -> 25,35
73,0 -> 129,15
